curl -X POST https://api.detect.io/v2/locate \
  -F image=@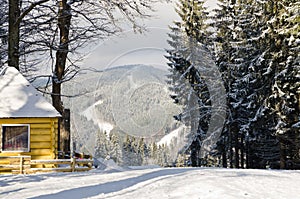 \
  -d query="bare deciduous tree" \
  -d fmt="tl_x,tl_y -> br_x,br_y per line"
5,0 -> 170,152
